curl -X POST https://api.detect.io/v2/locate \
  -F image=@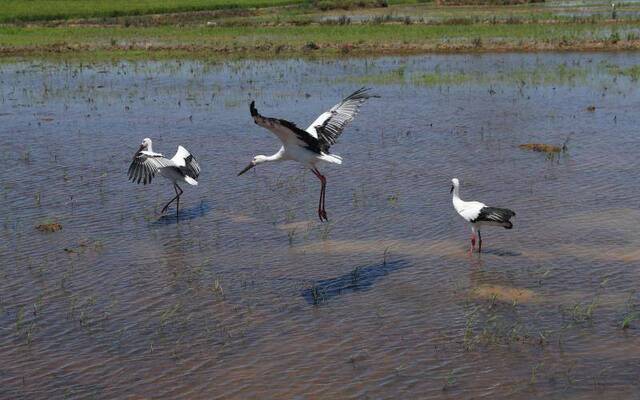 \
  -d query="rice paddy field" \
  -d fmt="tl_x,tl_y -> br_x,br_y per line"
1,52 -> 640,398
2,0 -> 640,57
